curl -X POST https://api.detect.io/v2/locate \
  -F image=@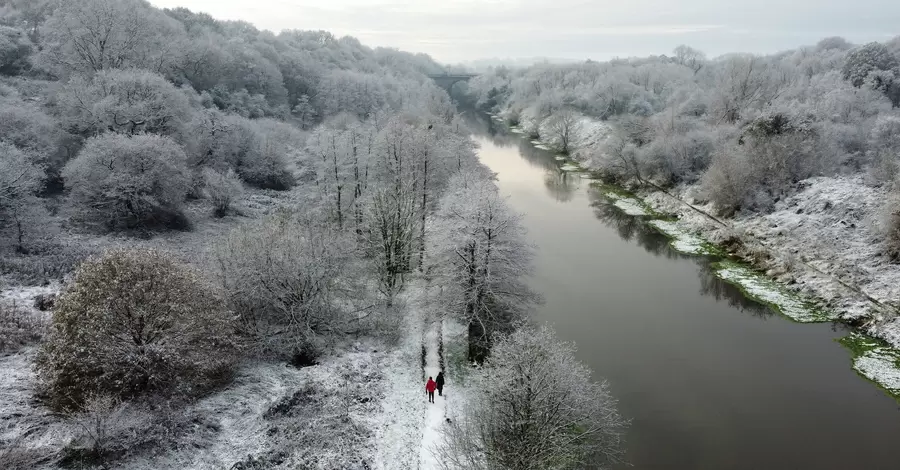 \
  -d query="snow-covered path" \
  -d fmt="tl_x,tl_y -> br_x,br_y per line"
419,320 -> 446,469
